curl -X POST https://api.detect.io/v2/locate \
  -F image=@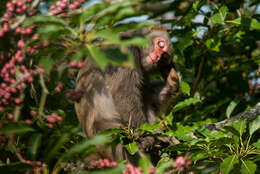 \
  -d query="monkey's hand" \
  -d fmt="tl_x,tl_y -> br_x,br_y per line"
138,136 -> 155,152
167,68 -> 180,91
